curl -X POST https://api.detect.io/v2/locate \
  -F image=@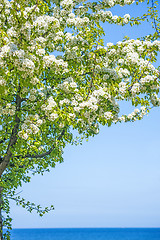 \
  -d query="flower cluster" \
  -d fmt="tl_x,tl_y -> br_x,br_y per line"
43,55 -> 68,70
18,114 -> 43,140
2,103 -> 16,116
